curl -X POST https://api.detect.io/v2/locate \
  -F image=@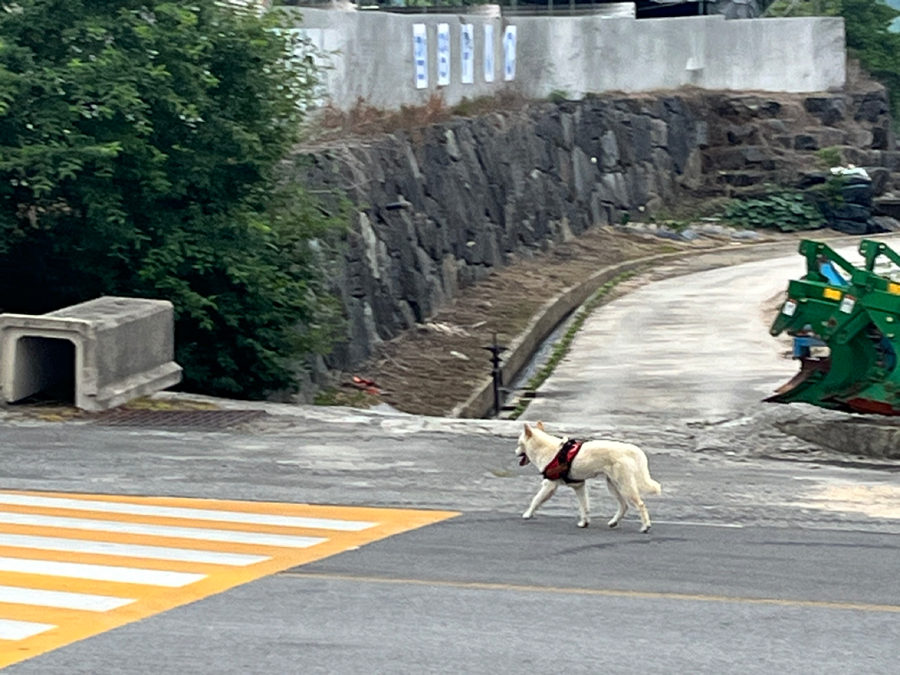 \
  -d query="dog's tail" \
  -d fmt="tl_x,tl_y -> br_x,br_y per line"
637,451 -> 662,495
642,476 -> 662,495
